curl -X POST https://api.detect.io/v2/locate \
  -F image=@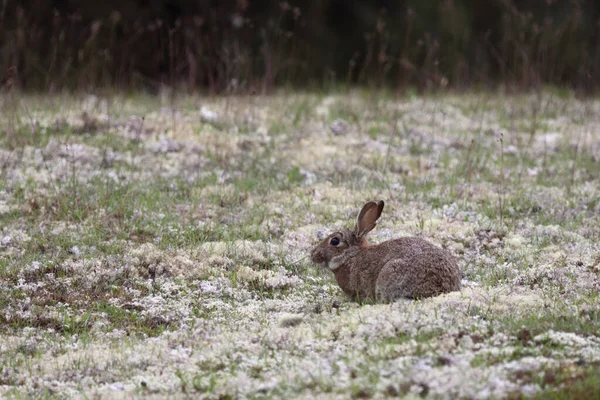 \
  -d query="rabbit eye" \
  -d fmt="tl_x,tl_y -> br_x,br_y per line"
330,237 -> 340,246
